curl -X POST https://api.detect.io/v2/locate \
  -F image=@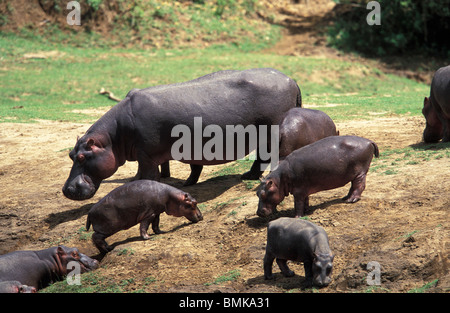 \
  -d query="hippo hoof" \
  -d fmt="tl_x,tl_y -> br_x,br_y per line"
342,196 -> 361,203
241,171 -> 260,180
283,270 -> 295,278
264,274 -> 275,280
183,178 -> 198,186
